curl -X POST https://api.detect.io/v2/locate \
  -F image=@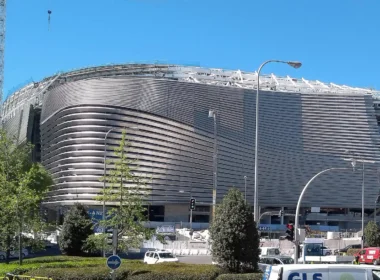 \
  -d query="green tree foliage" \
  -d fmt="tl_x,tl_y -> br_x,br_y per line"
86,130 -> 153,253
0,129 -> 53,264
209,188 -> 260,273
59,203 -> 94,256
364,221 -> 380,247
